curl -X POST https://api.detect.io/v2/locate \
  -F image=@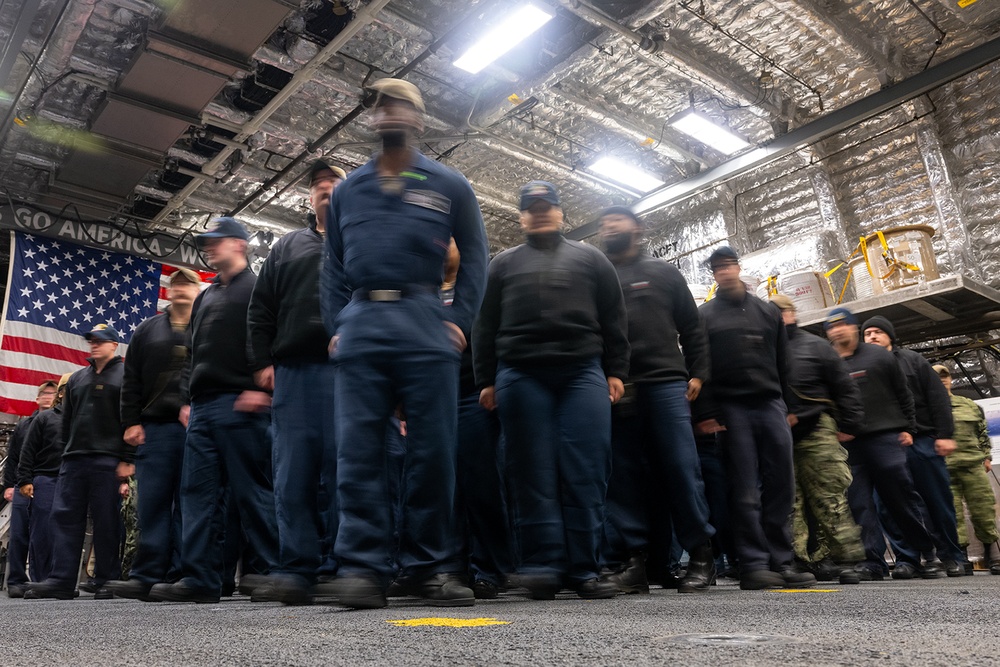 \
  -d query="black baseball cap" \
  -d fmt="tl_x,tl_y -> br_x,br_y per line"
197,217 -> 249,245
600,205 -> 643,227
707,246 -> 739,268
519,181 -> 560,210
